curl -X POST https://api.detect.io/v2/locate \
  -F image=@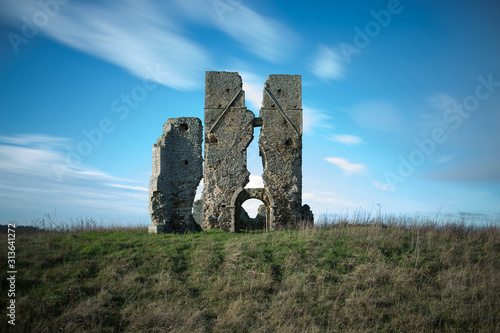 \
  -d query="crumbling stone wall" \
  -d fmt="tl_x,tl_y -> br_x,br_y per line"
259,75 -> 305,227
240,204 -> 266,230
148,117 -> 203,233
202,71 -> 255,231
149,71 -> 313,233
230,187 -> 275,232
194,197 -> 266,231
